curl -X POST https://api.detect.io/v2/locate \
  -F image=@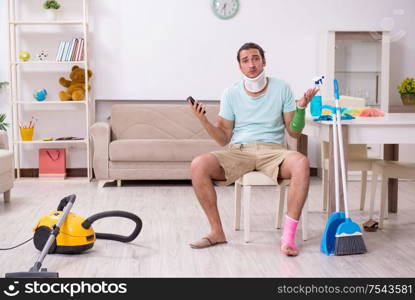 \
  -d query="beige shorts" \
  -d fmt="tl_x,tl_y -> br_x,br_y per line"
211,142 -> 297,186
